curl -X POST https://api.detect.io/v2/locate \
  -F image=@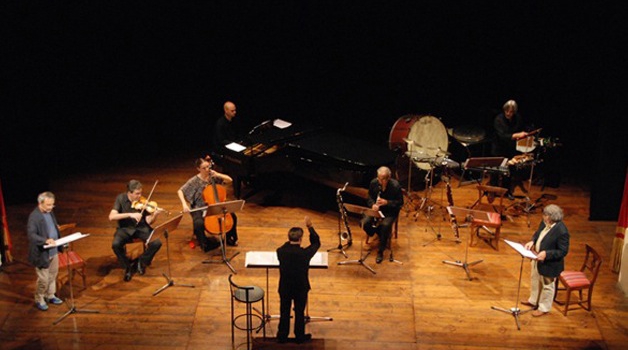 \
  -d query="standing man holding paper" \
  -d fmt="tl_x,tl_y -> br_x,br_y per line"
27,191 -> 64,311
522,204 -> 570,316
